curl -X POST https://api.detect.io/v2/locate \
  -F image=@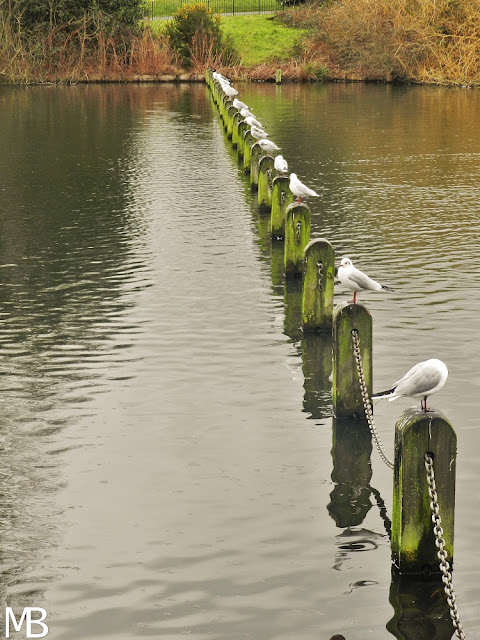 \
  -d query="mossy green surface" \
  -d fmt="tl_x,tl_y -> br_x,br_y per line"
258,155 -> 274,211
392,409 -> 456,574
284,202 -> 311,277
270,176 -> 293,239
302,238 -> 335,333
332,302 -> 372,419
